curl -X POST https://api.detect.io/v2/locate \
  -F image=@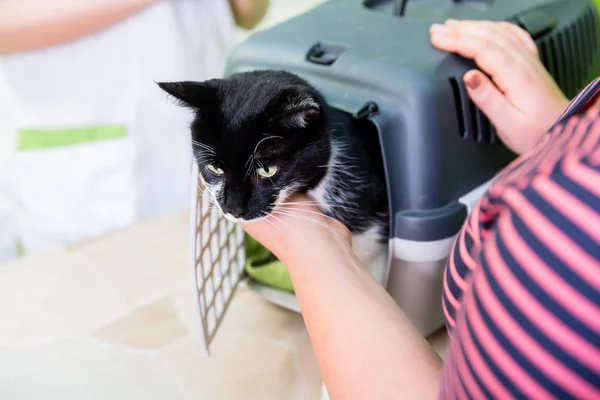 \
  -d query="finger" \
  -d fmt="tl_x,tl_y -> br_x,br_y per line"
437,19 -> 538,60
440,20 -> 530,62
496,21 -> 538,56
430,32 -> 516,92
462,70 -> 521,134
